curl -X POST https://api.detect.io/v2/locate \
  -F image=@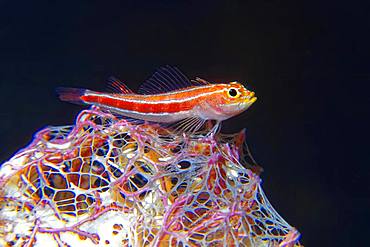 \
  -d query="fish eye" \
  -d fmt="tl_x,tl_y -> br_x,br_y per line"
228,88 -> 238,97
